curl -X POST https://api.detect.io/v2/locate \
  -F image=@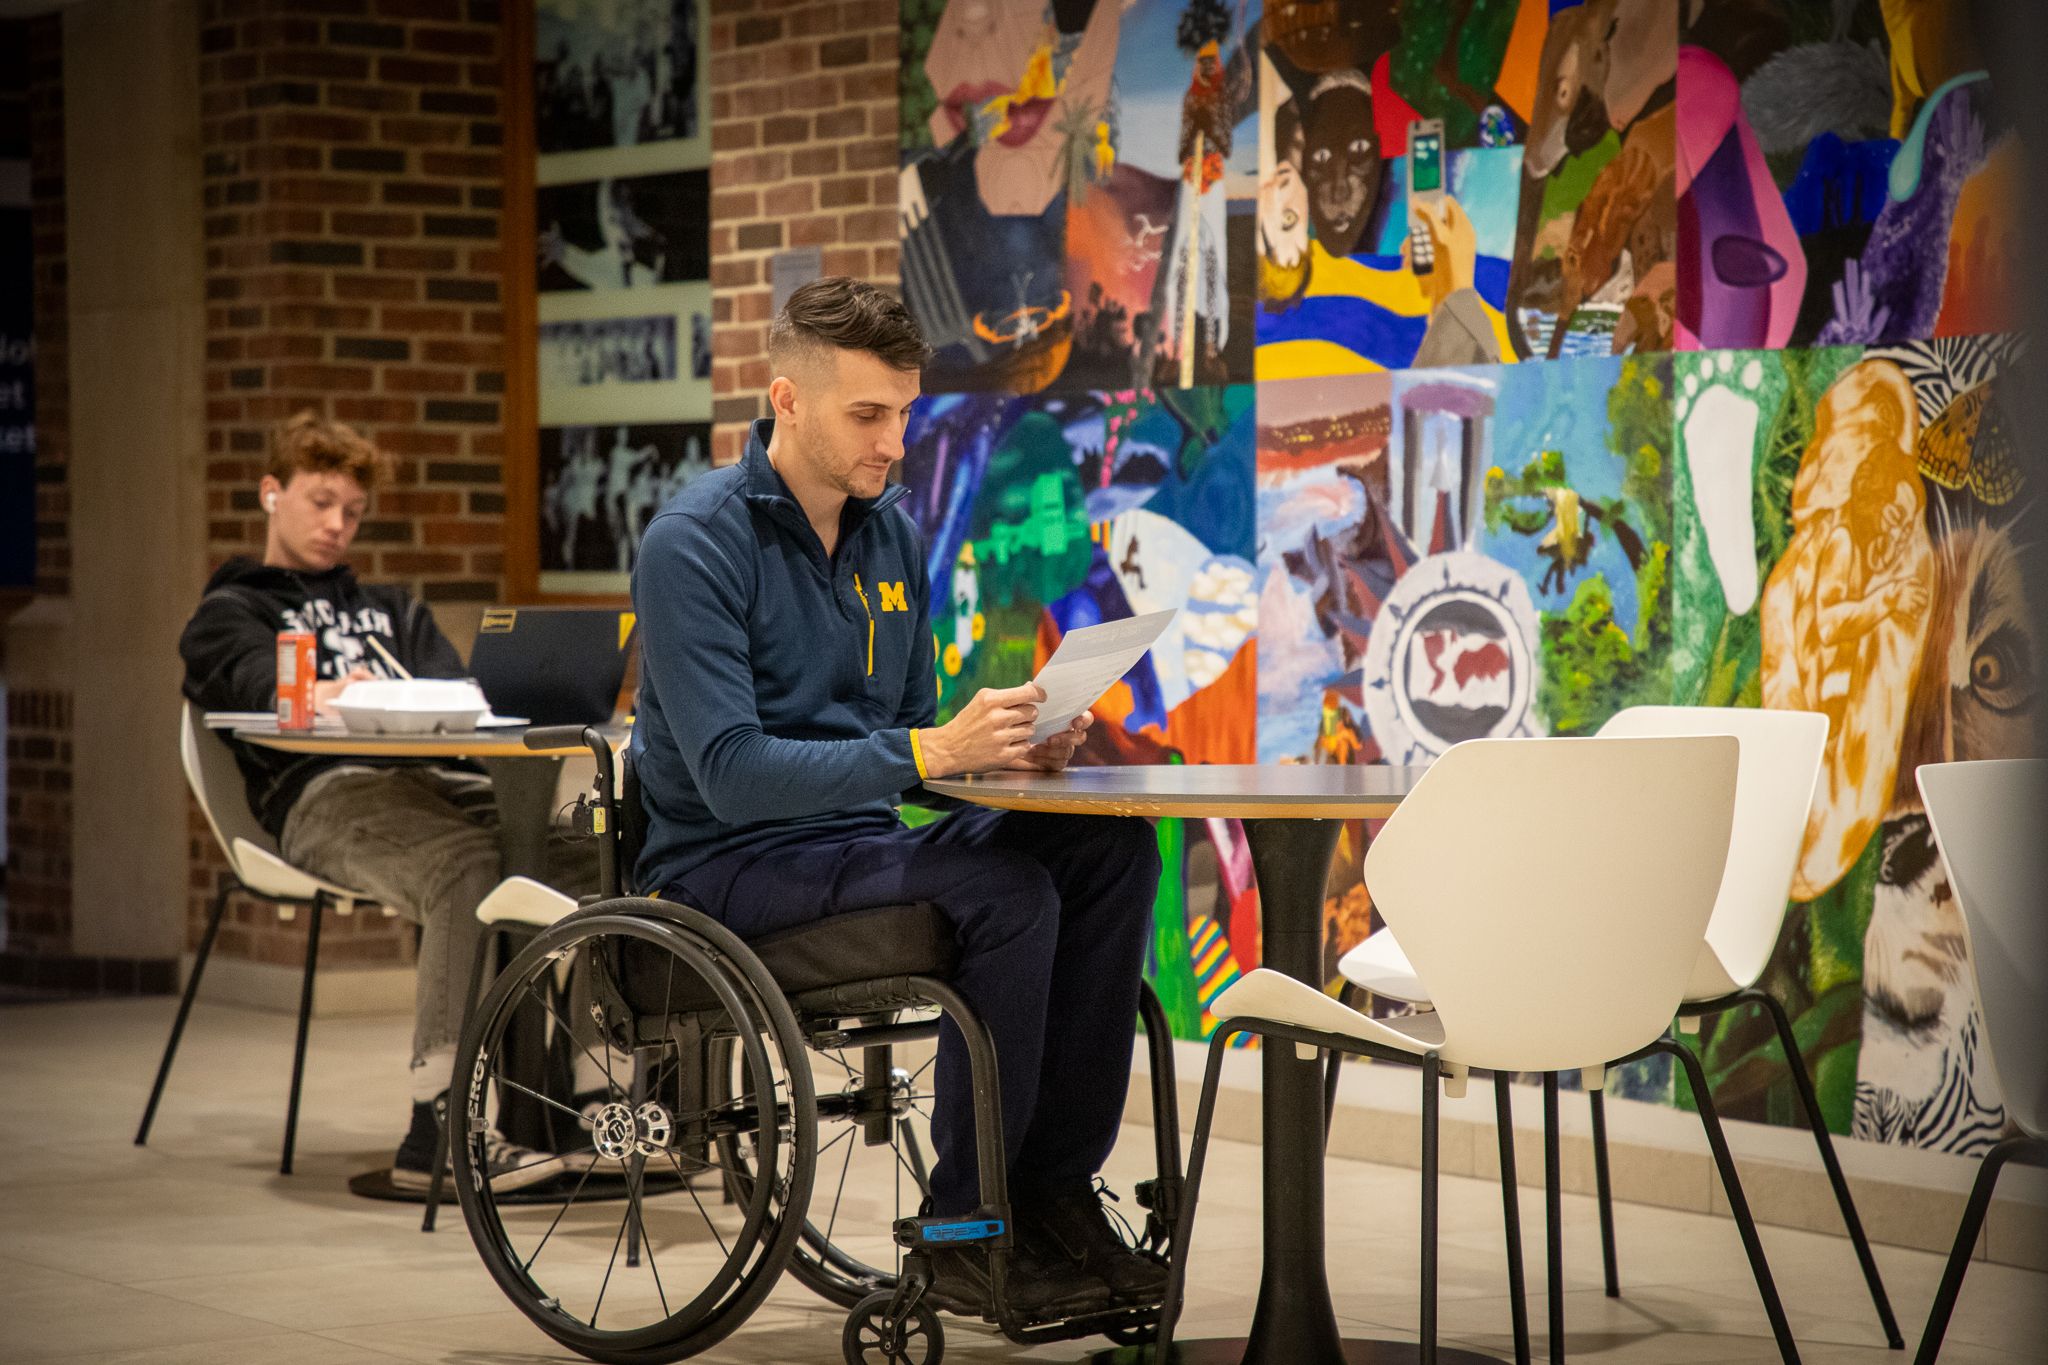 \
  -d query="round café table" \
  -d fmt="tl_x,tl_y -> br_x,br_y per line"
923,764 -> 1497,1365
234,720 -> 624,1159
